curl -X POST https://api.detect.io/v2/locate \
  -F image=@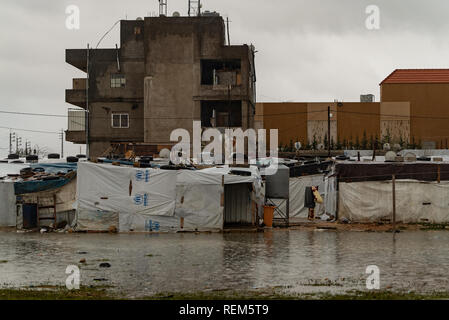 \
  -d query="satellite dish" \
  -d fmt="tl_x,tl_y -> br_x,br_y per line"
317,143 -> 324,150
392,143 -> 401,152
172,11 -> 180,17
383,143 -> 391,151
136,17 -> 143,20
385,151 -> 396,162
294,142 -> 302,150
159,148 -> 170,159
404,152 -> 417,162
